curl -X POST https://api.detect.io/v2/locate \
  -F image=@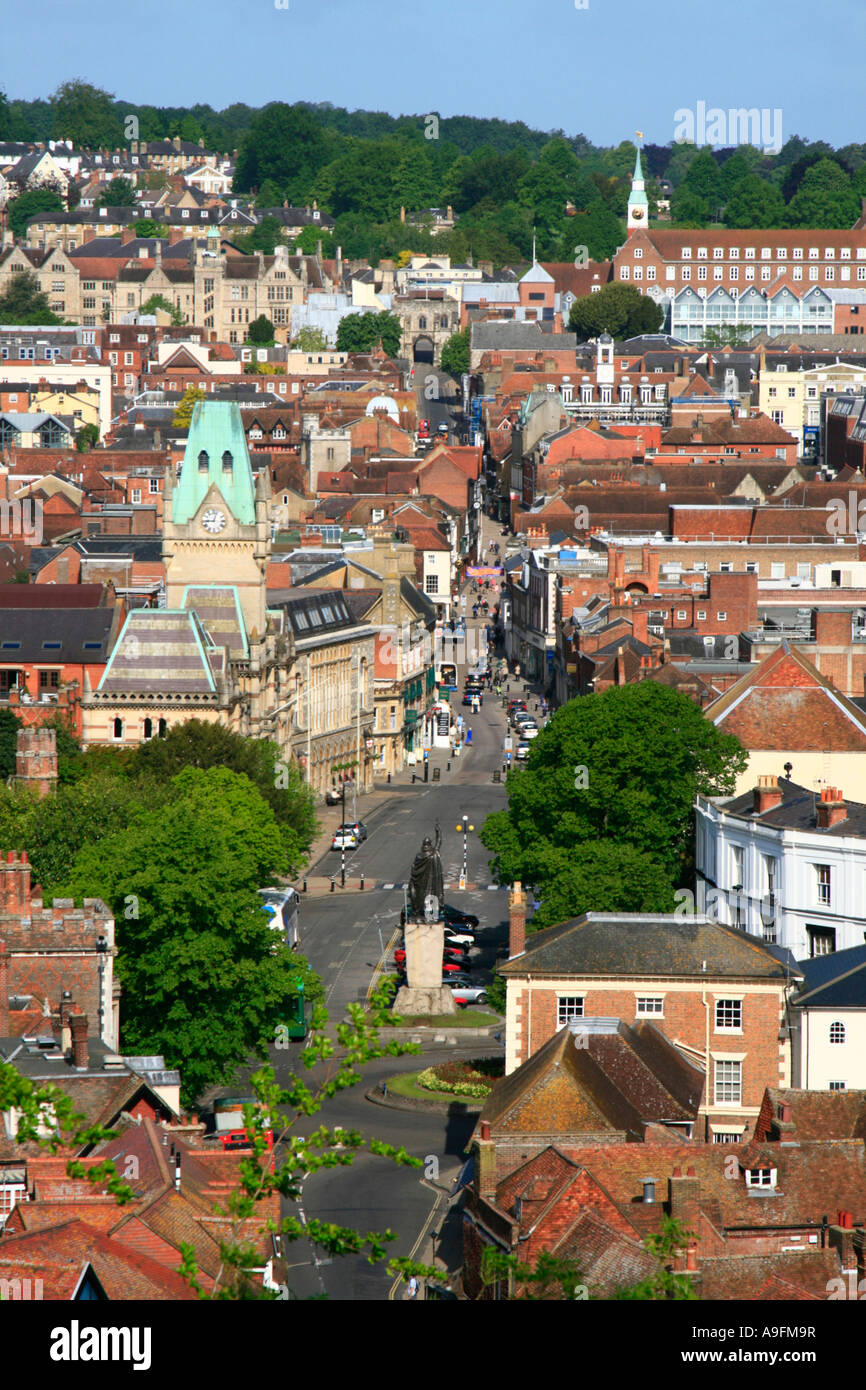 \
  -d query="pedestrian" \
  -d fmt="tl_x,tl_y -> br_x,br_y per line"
407,1276 -> 418,1300
466,726 -> 472,743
